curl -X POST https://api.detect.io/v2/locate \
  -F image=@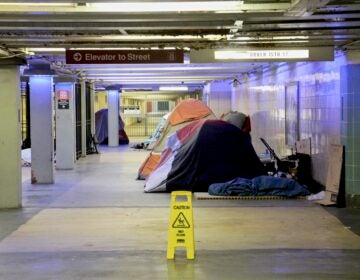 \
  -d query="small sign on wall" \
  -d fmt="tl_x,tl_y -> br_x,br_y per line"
57,90 -> 70,109
285,82 -> 299,146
